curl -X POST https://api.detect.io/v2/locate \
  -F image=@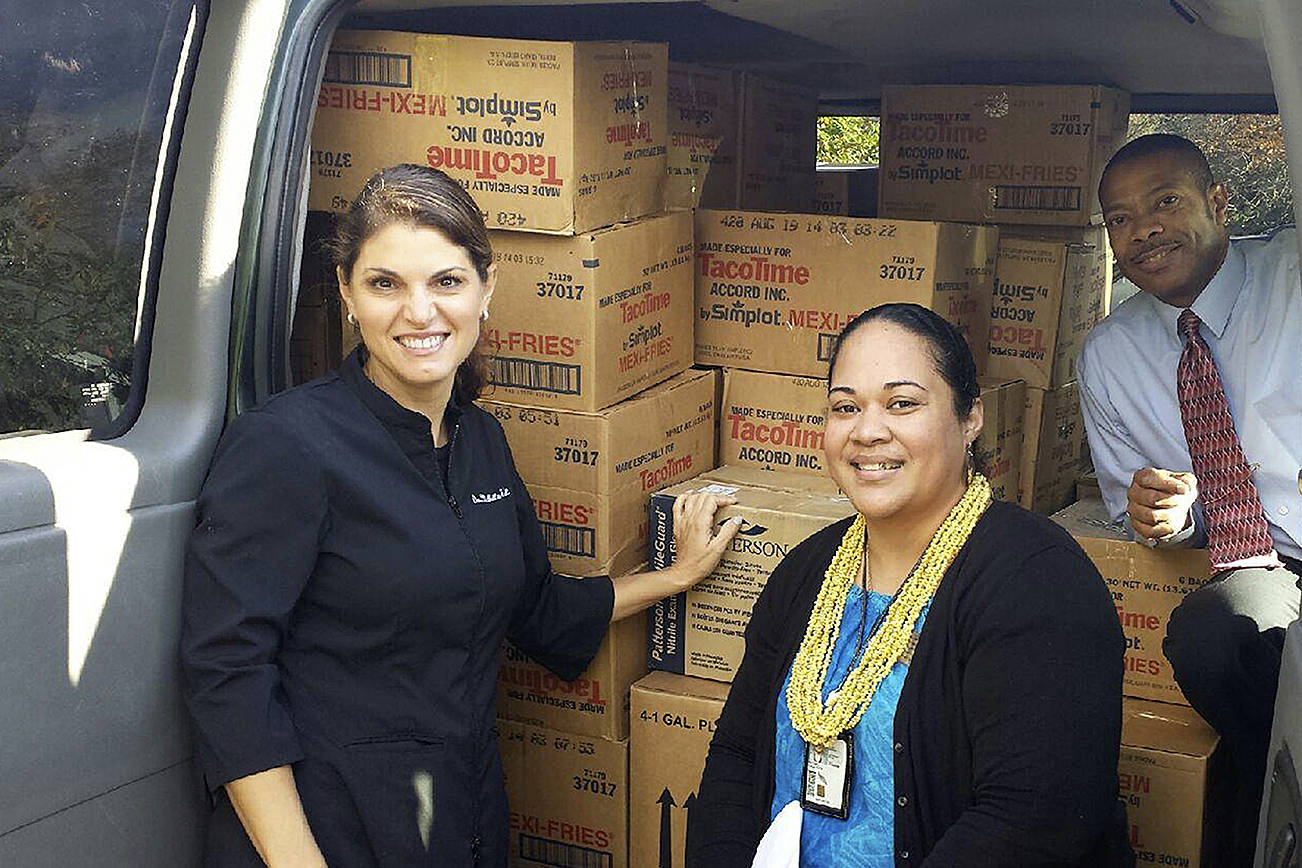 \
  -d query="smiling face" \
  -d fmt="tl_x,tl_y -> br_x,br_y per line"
824,322 -> 982,529
1100,151 -> 1229,308
338,220 -> 495,412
